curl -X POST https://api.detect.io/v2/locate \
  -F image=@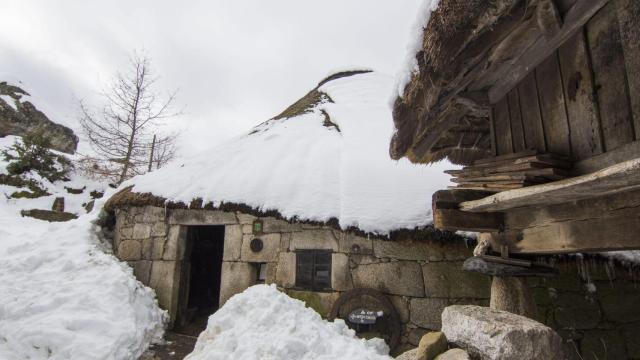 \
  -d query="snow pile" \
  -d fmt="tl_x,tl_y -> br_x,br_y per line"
185,285 -> 392,360
0,137 -> 167,360
129,71 -> 454,234
394,0 -> 440,99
